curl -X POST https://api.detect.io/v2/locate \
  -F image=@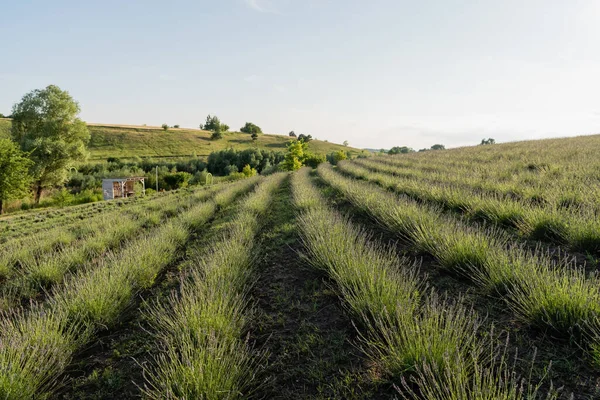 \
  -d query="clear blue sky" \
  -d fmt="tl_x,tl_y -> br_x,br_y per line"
2,0 -> 599,149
